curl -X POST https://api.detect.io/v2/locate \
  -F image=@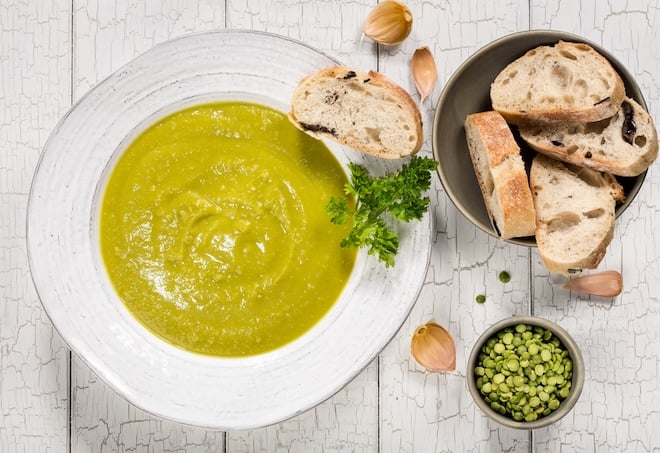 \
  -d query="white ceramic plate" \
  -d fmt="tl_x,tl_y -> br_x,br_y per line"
27,30 -> 432,429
